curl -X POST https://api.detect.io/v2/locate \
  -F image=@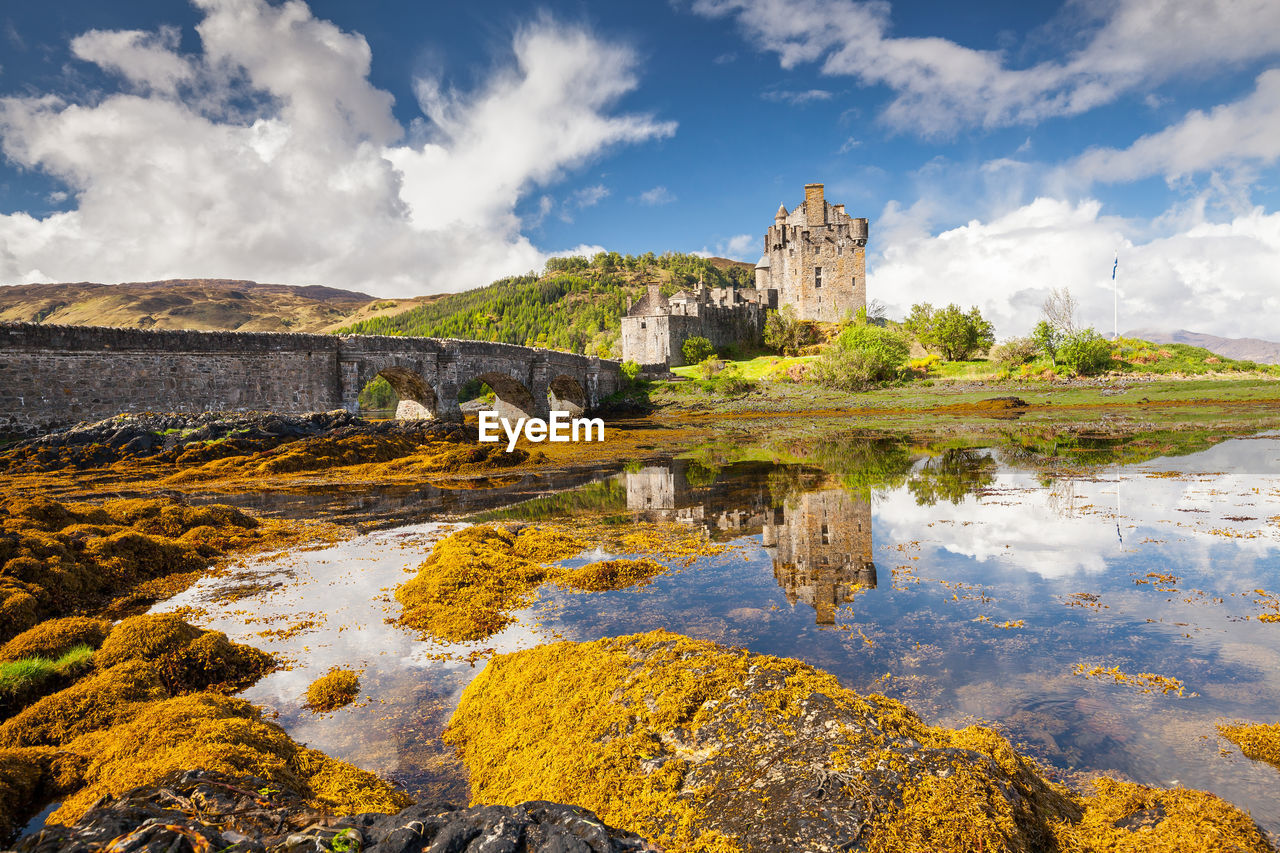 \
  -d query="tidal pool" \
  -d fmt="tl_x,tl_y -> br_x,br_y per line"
153,429 -> 1280,833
